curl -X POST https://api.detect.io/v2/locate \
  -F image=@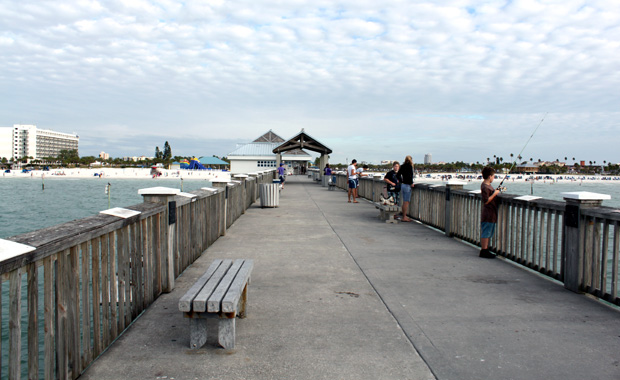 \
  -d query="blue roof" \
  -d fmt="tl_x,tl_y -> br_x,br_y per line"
199,156 -> 228,165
